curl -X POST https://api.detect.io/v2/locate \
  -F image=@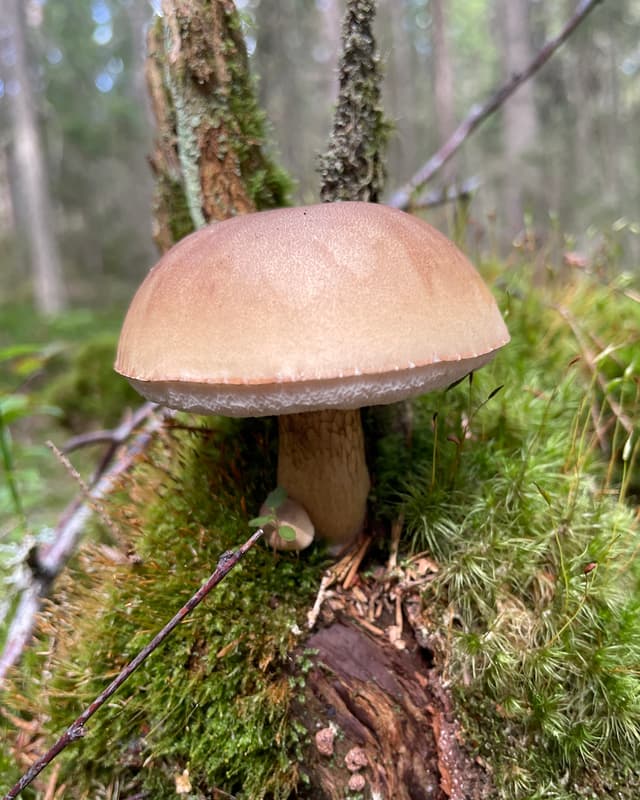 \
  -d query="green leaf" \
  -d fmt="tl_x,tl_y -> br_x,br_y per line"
277,525 -> 297,542
13,356 -> 45,377
0,395 -> 30,424
0,344 -> 42,362
264,486 -> 287,511
249,515 -> 273,528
